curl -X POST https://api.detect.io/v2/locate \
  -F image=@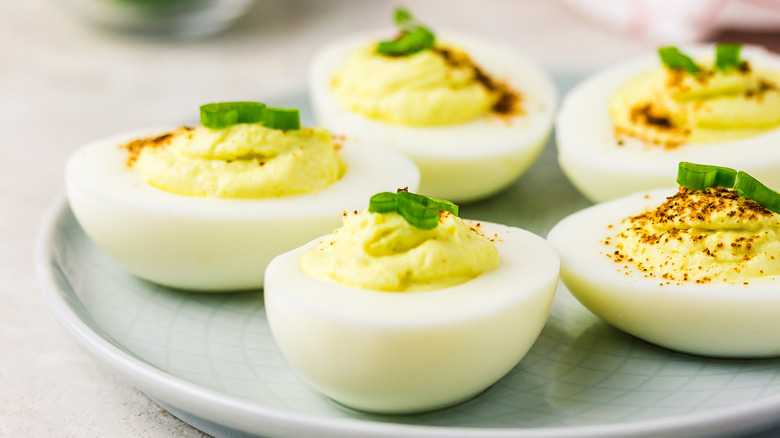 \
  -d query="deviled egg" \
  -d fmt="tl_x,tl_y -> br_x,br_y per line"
548,163 -> 780,357
557,44 -> 780,202
309,8 -> 556,202
65,102 -> 419,291
265,190 -> 559,413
